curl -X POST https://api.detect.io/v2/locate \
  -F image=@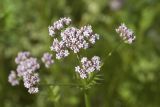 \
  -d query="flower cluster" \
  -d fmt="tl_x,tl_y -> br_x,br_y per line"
17,57 -> 40,77
8,70 -> 19,86
49,17 -> 100,59
50,38 -> 70,59
49,17 -> 72,37
8,51 -> 40,94
75,56 -> 102,79
61,26 -> 99,53
116,23 -> 136,44
41,52 -> 54,68
15,51 -> 30,64
23,73 -> 40,94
